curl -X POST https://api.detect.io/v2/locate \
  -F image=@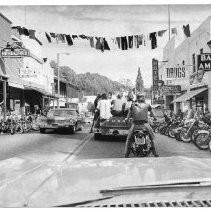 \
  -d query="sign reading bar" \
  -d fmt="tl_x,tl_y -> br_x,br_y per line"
161,85 -> 181,95
152,58 -> 159,91
1,48 -> 29,58
198,53 -> 211,71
